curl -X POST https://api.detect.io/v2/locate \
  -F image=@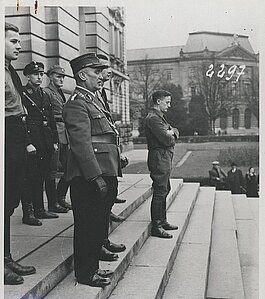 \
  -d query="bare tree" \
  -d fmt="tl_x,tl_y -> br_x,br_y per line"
129,55 -> 164,116
189,61 -> 233,134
